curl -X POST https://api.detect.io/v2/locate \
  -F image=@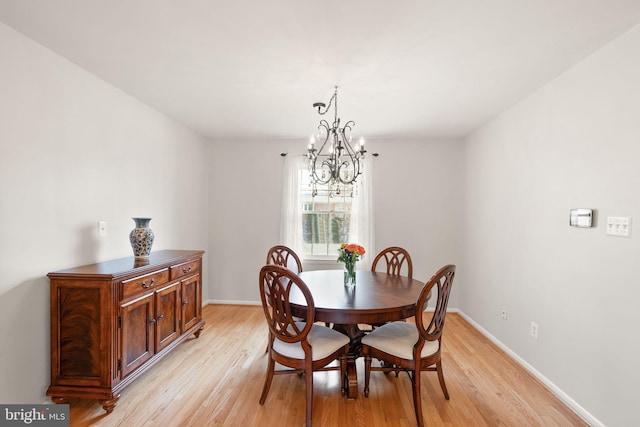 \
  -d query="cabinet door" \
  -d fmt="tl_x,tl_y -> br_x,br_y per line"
181,274 -> 201,332
156,282 -> 181,352
120,292 -> 155,378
